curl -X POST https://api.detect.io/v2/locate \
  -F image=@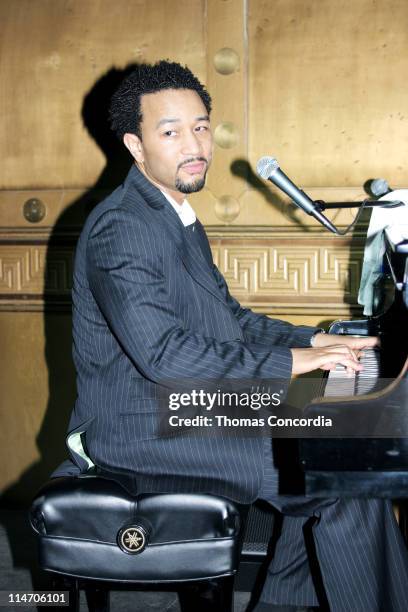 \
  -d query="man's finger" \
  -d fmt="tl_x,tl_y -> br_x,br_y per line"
323,345 -> 361,361
337,358 -> 364,372
348,336 -> 380,349
320,353 -> 364,371
321,362 -> 337,371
